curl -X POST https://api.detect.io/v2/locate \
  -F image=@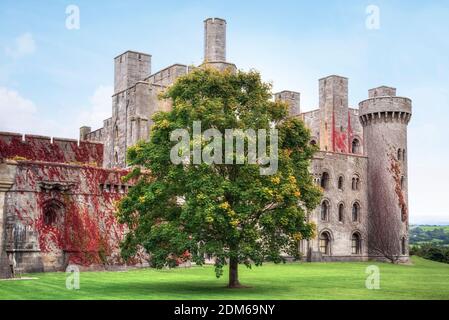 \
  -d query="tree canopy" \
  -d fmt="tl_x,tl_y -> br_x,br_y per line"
117,67 -> 322,287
